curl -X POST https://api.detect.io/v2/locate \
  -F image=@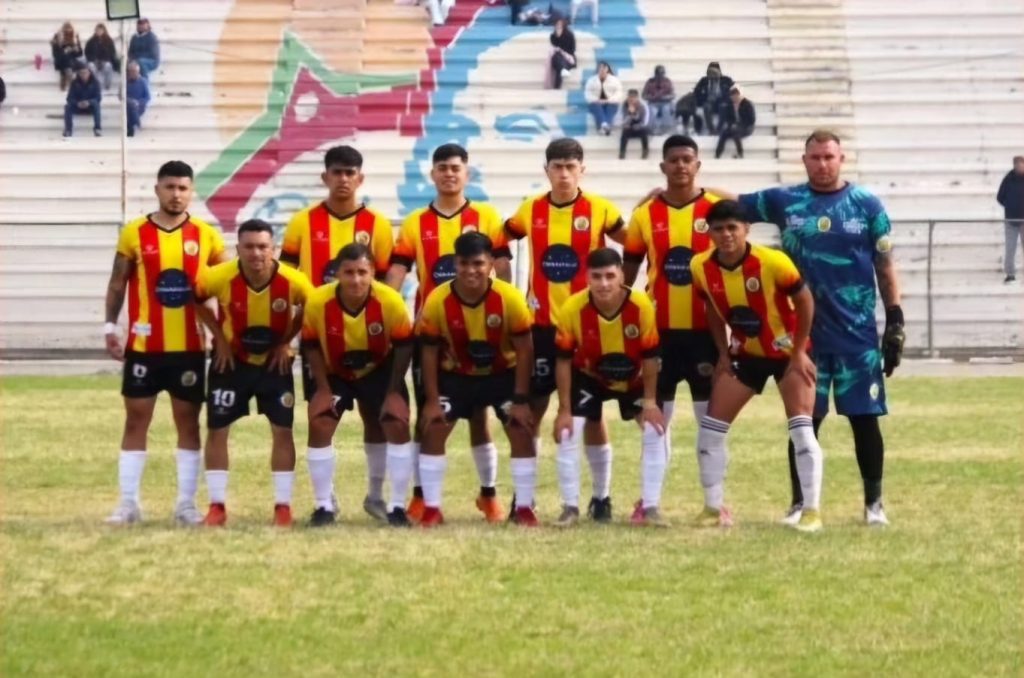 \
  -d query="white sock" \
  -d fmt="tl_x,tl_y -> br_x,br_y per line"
555,419 -> 585,507
175,448 -> 201,505
585,442 -> 612,500
364,442 -> 387,502
691,400 -> 709,424
307,445 -> 336,511
471,442 -> 498,489
419,454 -> 447,508
118,450 -> 147,503
387,442 -> 415,510
697,416 -> 730,509
510,457 -> 538,509
641,423 -> 667,508
205,470 -> 228,504
661,400 -> 676,465
412,441 -> 422,488
789,415 -> 824,511
272,471 -> 294,506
